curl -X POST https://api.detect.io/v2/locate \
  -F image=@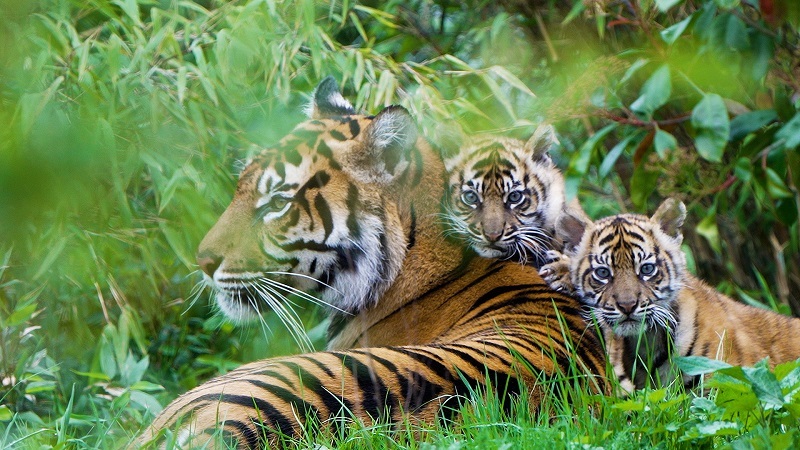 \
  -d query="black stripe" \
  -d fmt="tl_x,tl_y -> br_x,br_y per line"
346,183 -> 361,238
407,205 -> 417,249
315,193 -> 334,240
